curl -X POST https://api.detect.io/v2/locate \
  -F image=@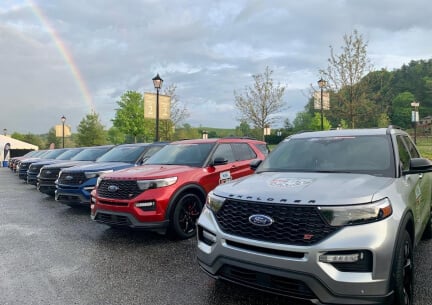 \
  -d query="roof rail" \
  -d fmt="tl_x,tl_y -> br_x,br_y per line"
222,136 -> 257,140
